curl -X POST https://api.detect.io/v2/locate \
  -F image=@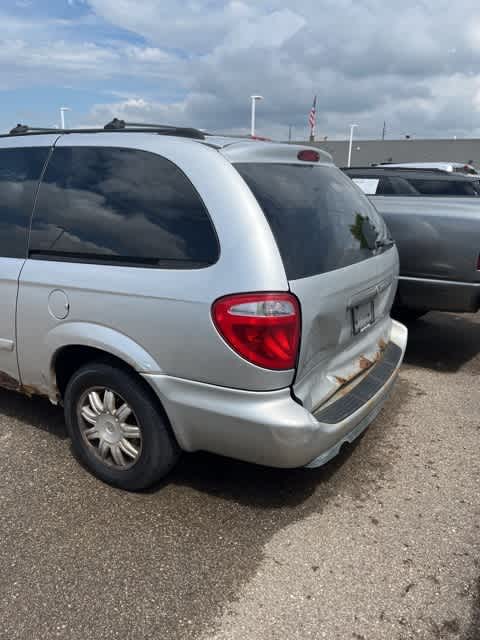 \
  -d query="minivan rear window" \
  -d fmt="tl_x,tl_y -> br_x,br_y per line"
235,164 -> 386,280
